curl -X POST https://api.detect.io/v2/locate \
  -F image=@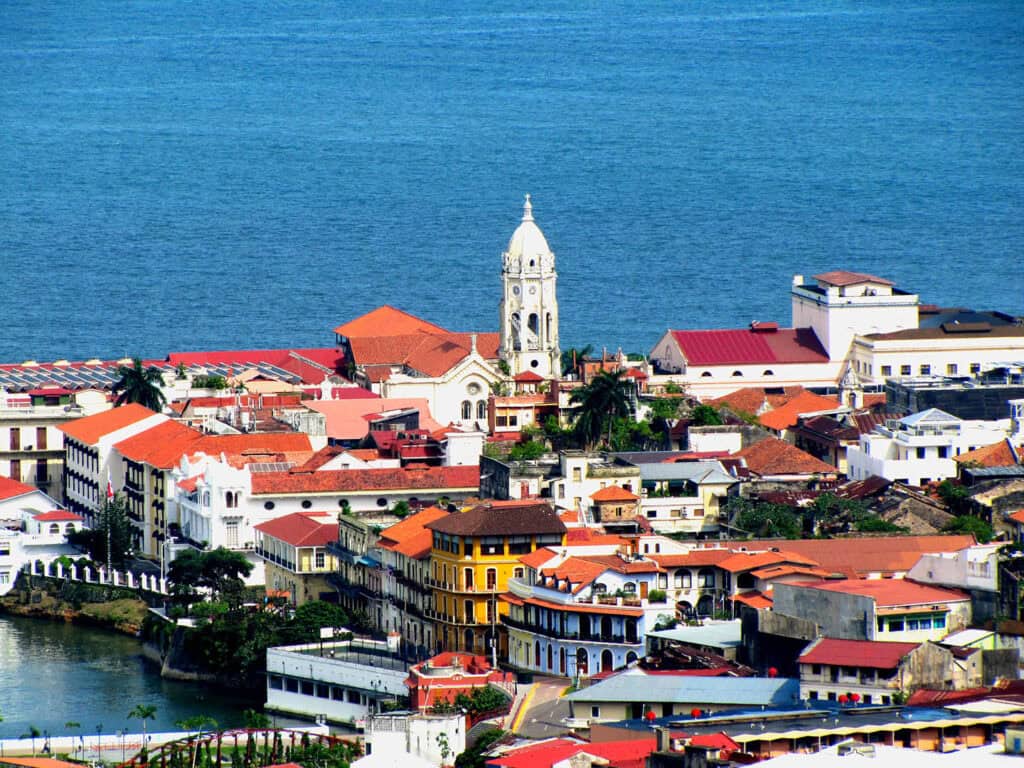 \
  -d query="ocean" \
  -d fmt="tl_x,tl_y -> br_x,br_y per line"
1,0 -> 1021,363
